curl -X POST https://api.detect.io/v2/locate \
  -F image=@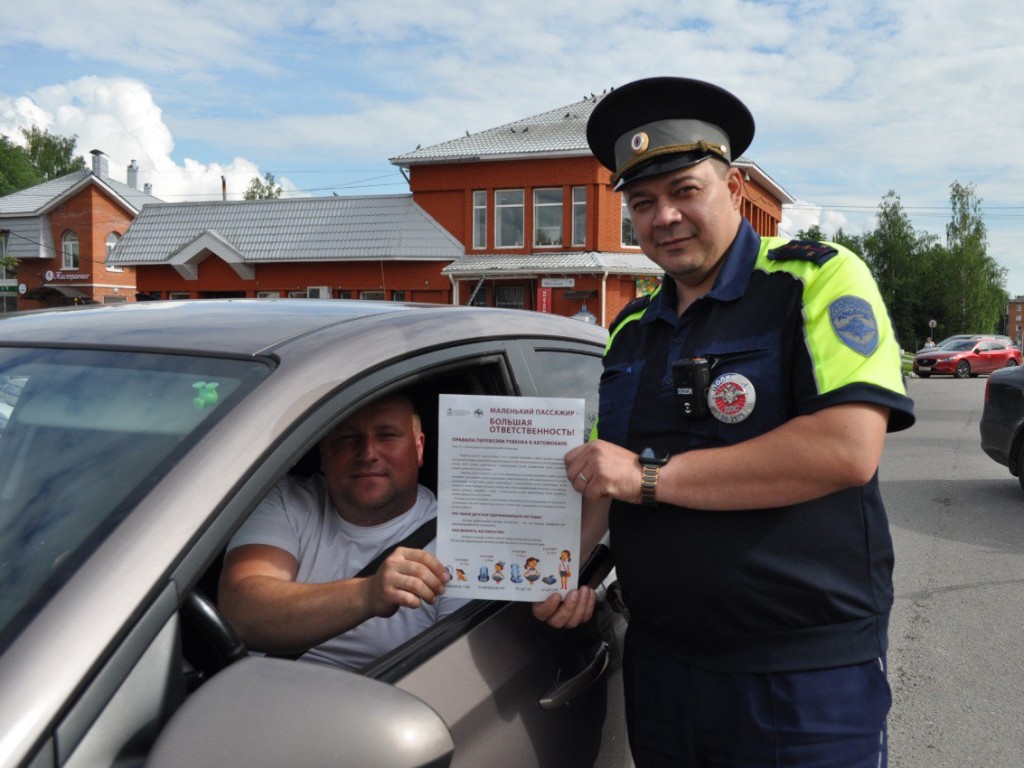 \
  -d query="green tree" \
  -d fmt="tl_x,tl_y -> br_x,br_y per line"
795,224 -> 826,242
795,224 -> 864,257
0,134 -> 43,195
831,227 -> 864,258
20,126 -> 86,181
942,181 -> 1008,335
861,191 -> 929,348
243,171 -> 283,200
